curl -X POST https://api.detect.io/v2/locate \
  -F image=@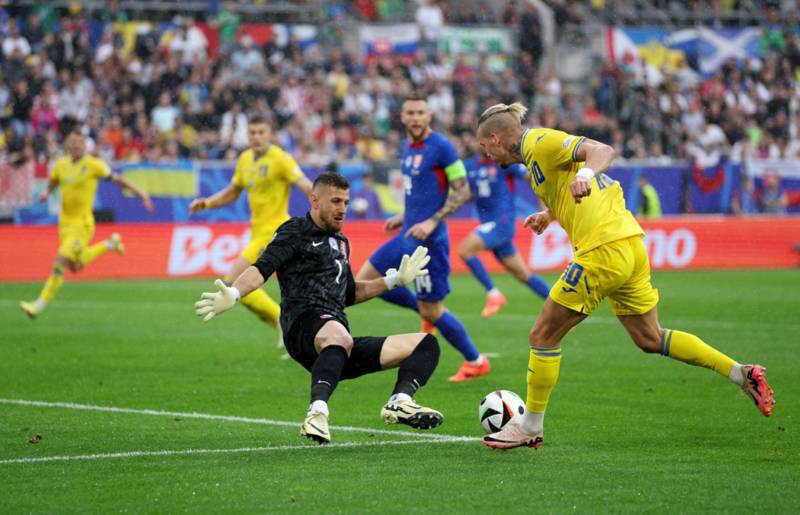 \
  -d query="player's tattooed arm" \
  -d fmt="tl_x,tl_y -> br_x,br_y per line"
406,178 -> 471,240
432,177 -> 470,223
